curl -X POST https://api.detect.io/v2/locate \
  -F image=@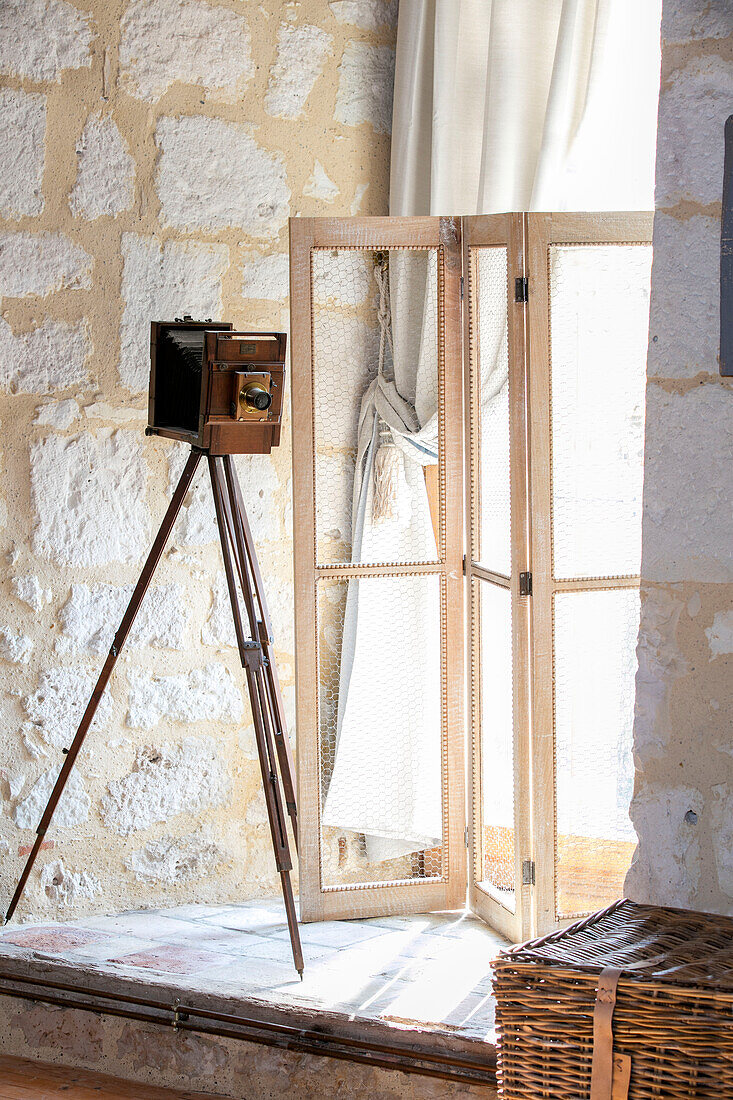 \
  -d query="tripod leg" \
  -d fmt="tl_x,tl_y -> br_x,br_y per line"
4,448 -> 203,924
208,458 -> 304,978
222,455 -> 298,846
